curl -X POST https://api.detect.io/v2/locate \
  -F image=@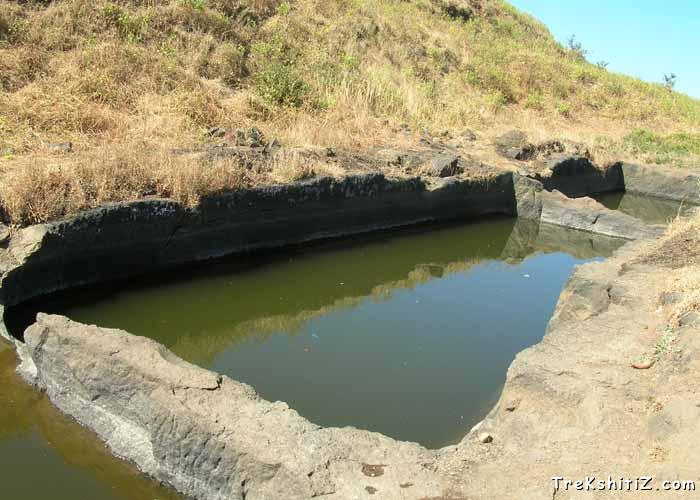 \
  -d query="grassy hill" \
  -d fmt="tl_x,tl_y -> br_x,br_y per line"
1,0 -> 699,225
